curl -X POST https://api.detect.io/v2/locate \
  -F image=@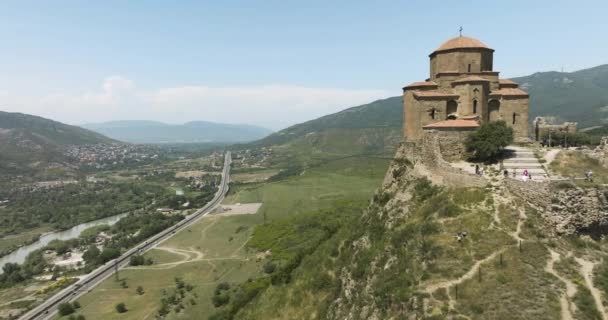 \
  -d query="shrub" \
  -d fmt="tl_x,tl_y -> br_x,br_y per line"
136,286 -> 144,295
465,120 -> 513,162
263,261 -> 276,274
129,255 -> 145,266
211,293 -> 230,307
58,302 -> 75,316
115,302 -> 127,313
72,301 -> 81,309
